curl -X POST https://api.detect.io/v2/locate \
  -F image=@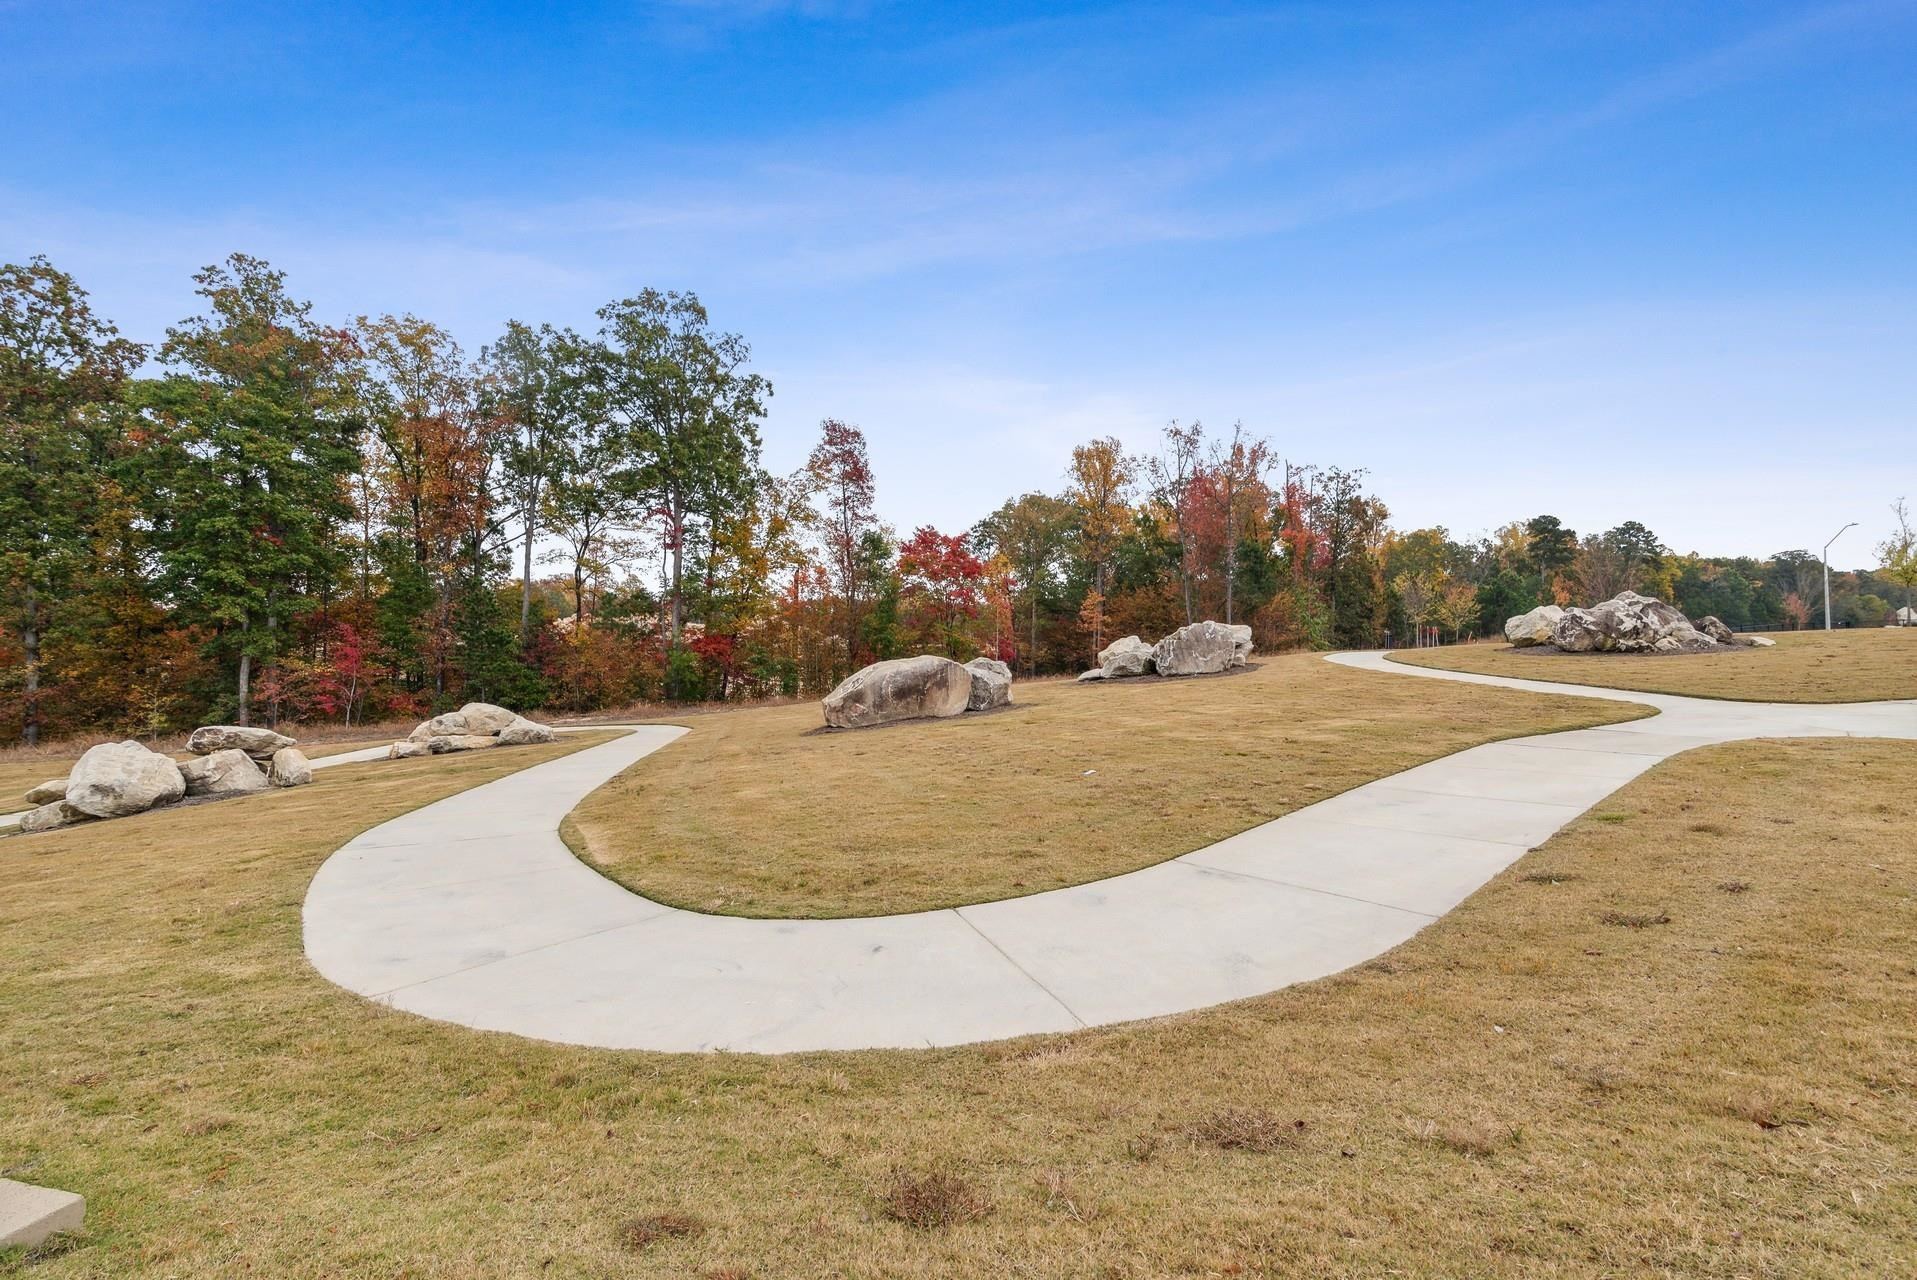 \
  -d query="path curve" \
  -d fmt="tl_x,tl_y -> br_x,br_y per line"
302,657 -> 1917,1053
